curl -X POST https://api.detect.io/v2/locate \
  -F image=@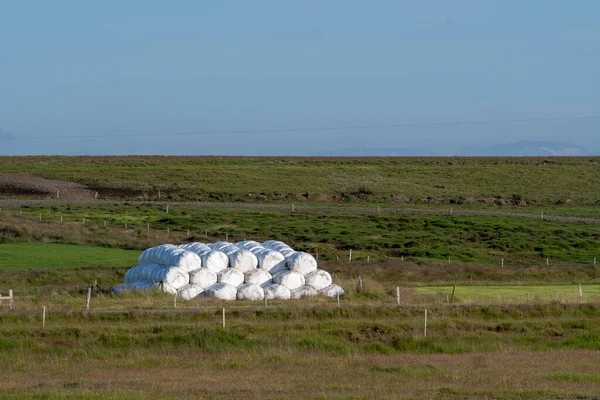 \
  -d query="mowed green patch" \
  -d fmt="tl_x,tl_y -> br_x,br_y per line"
0,243 -> 139,269
418,284 -> 600,300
